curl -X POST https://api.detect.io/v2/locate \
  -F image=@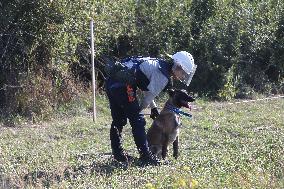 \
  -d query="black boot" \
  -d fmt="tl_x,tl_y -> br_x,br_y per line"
113,151 -> 133,162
